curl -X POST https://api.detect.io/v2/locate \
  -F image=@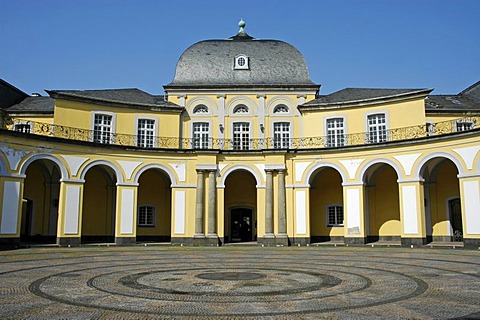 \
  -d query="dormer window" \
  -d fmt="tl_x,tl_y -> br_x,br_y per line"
234,54 -> 249,70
